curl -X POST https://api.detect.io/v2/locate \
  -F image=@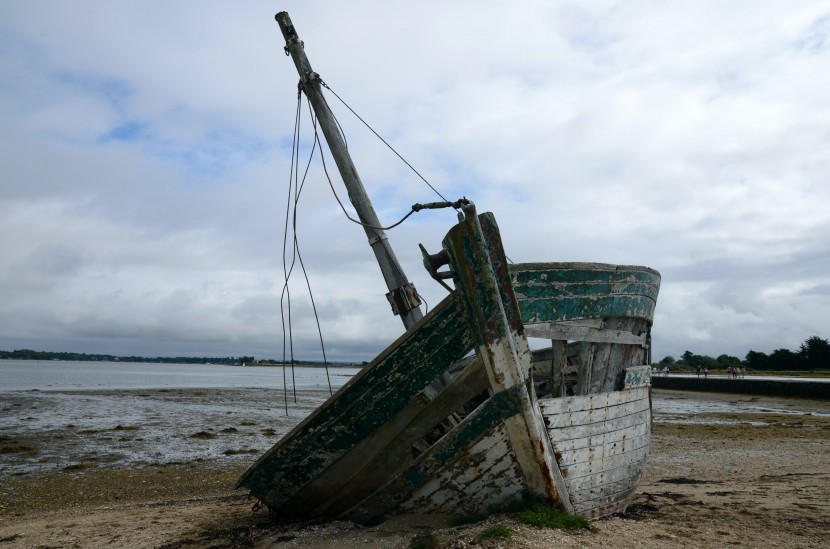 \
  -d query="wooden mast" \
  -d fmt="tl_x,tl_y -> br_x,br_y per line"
275,11 -> 424,330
